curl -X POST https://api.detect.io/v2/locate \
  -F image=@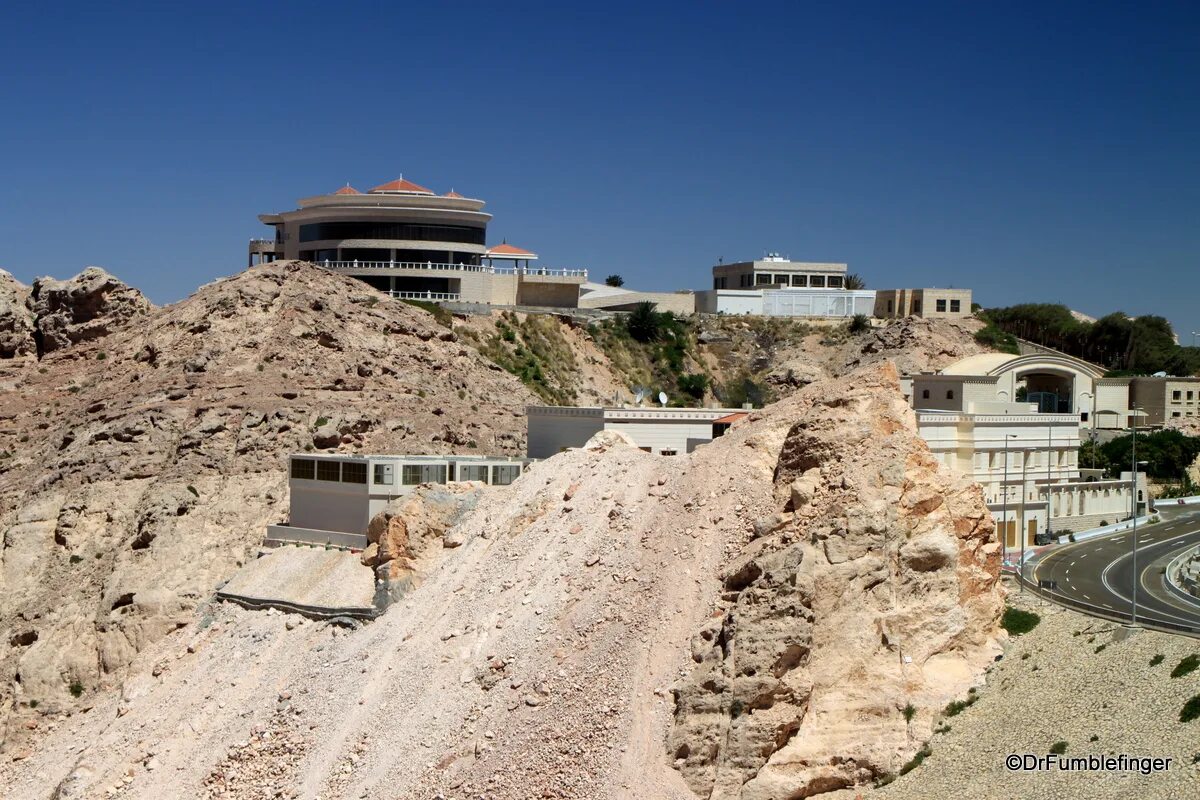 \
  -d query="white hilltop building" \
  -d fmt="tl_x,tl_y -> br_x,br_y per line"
907,351 -> 1147,551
